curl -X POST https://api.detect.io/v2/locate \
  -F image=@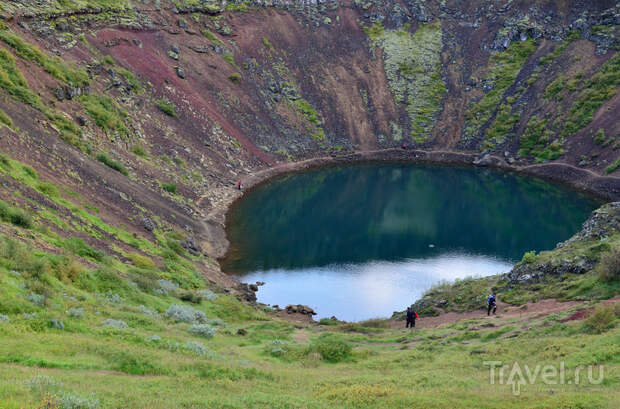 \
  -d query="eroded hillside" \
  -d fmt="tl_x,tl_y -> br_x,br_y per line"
0,0 -> 618,296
